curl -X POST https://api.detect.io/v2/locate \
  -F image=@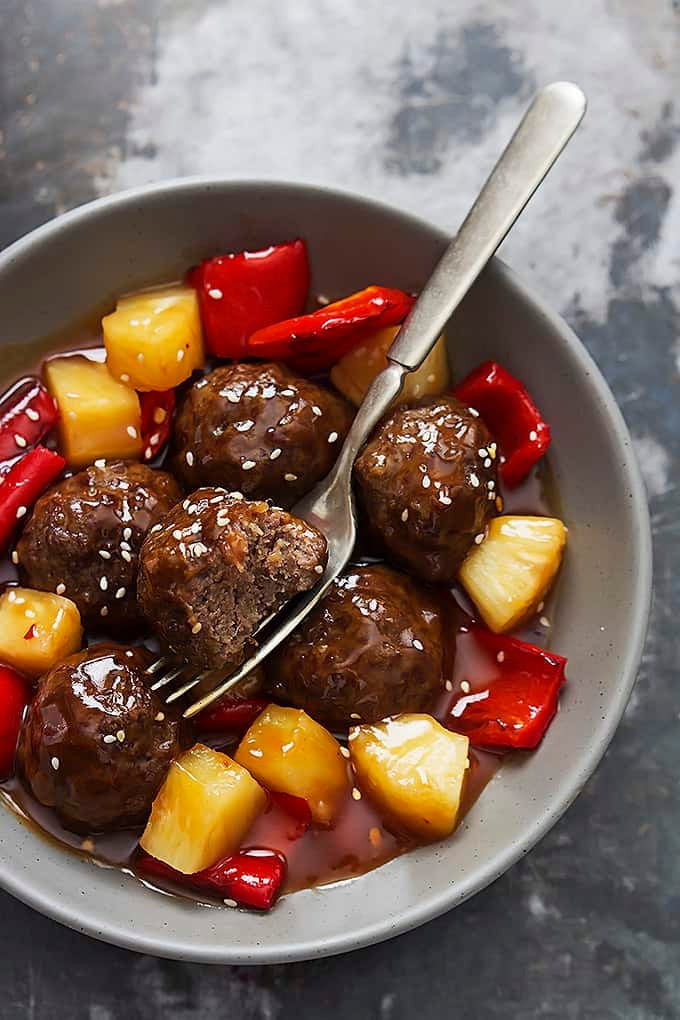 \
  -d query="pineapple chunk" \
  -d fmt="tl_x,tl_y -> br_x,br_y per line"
141,743 -> 266,874
103,284 -> 204,391
459,515 -> 567,633
235,705 -> 349,825
45,356 -> 142,467
350,714 -> 469,841
0,587 -> 82,677
330,325 -> 450,407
